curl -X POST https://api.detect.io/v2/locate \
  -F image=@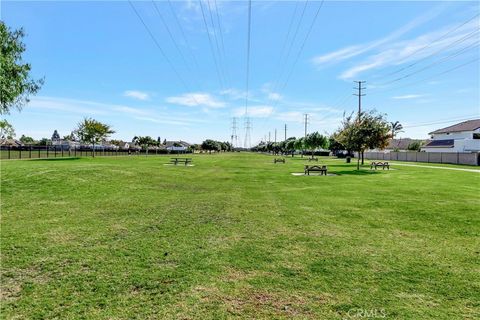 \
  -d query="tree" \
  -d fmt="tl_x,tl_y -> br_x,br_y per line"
328,134 -> 347,156
19,134 -> 35,144
407,140 -> 423,151
336,110 -> 390,170
37,138 -> 49,146
294,137 -> 305,157
390,121 -> 404,139
75,118 -> 114,157
51,130 -> 60,141
305,132 -> 329,154
201,139 -> 220,153
132,136 -> 157,155
0,119 -> 15,139
285,137 -> 296,157
0,22 -> 44,115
